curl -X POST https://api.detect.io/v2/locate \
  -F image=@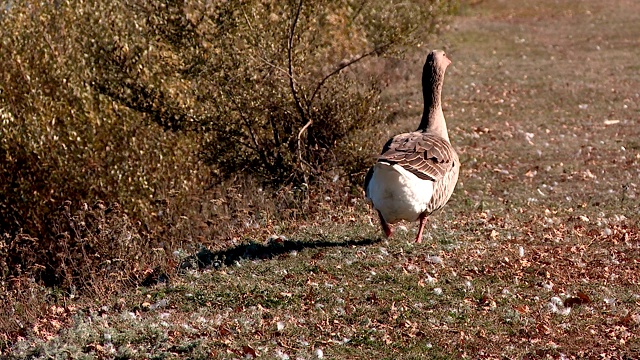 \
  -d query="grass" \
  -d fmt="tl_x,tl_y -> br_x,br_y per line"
5,0 -> 640,358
